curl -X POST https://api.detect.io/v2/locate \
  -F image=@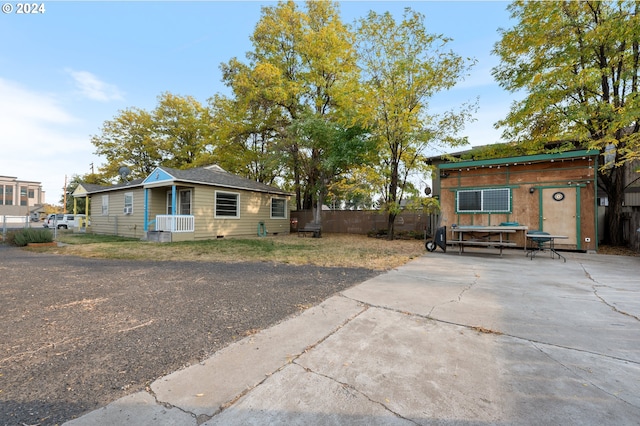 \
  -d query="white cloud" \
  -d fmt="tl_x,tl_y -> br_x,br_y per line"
67,69 -> 125,102
0,78 -> 99,204
0,78 -> 76,125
